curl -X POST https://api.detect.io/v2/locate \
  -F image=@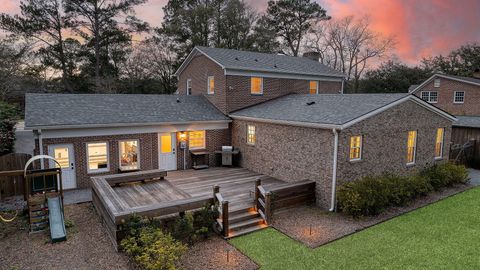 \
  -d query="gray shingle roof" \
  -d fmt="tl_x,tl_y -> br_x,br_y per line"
194,46 -> 345,78
230,93 -> 410,126
408,84 -> 419,92
447,74 -> 480,85
25,93 -> 230,129
453,116 -> 480,128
